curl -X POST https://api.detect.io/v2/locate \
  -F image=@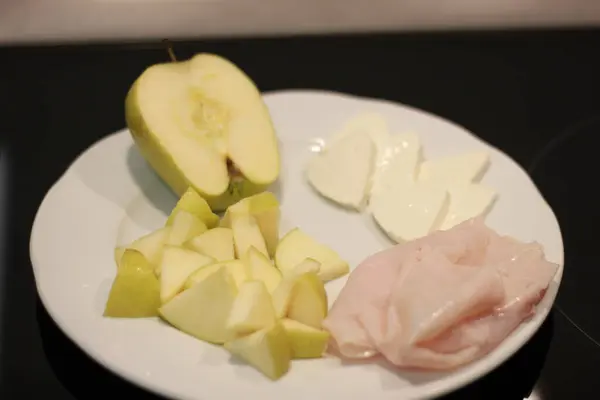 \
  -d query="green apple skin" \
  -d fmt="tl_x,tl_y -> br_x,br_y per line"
104,250 -> 161,318
125,54 -> 280,212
